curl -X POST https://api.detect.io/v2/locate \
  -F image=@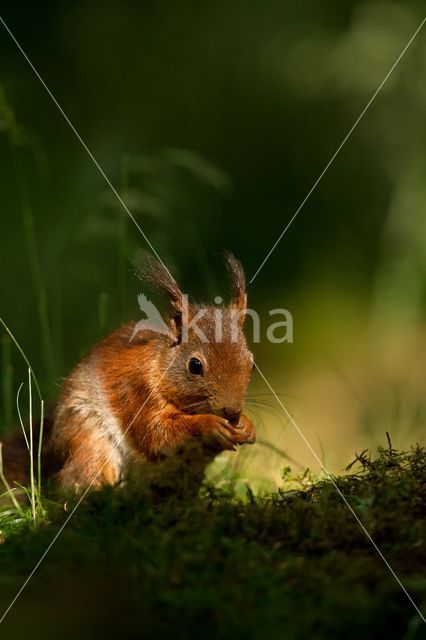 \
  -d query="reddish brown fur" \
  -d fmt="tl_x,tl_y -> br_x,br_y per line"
46,253 -> 256,490
54,422 -> 119,488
